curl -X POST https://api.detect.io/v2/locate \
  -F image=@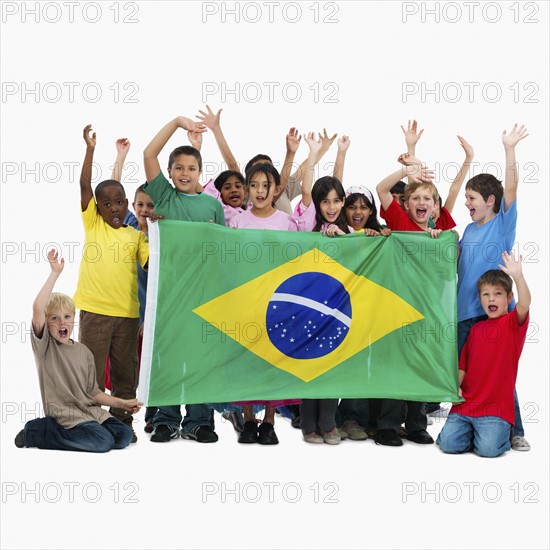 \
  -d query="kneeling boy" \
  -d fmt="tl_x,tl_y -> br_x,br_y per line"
437,251 -> 531,457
